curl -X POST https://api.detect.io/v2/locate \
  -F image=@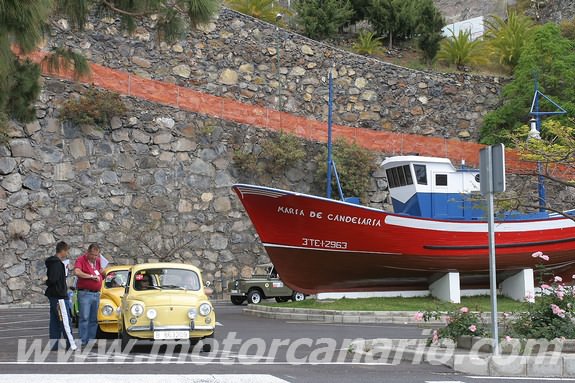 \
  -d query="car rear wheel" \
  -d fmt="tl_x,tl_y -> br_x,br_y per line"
275,297 -> 290,303
230,296 -> 245,305
247,289 -> 262,304
292,292 -> 305,302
